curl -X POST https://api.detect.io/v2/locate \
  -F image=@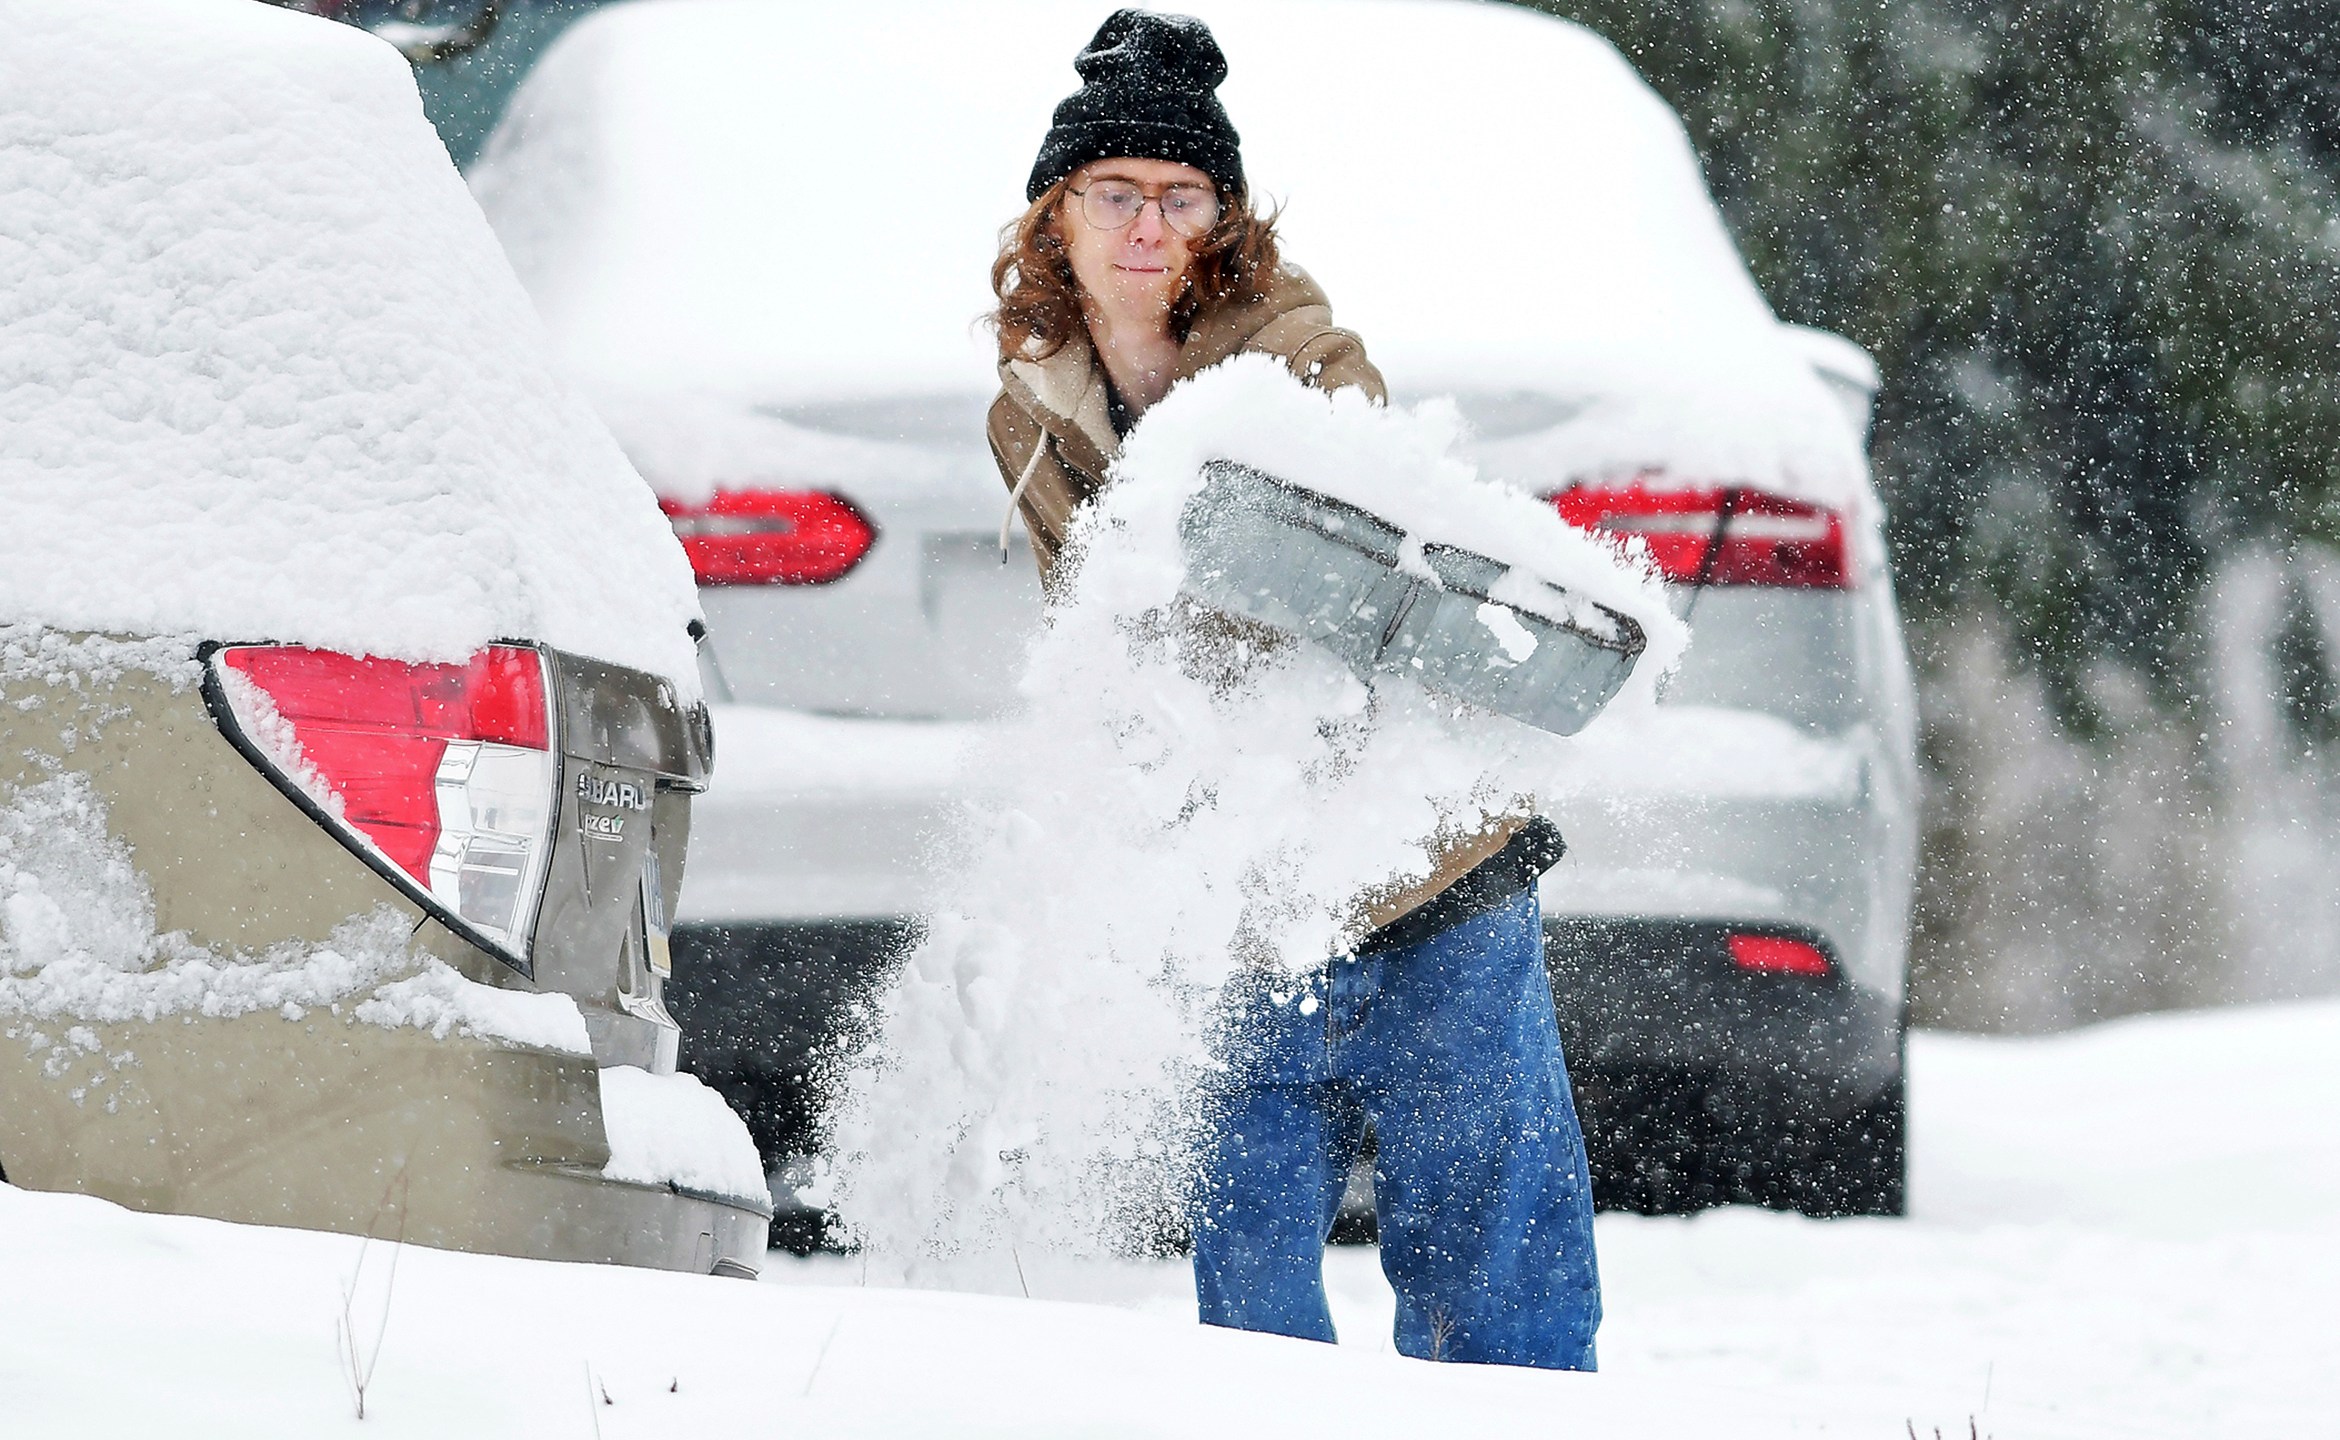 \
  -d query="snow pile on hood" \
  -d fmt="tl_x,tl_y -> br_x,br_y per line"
0,0 -> 700,690
821,361 -> 1680,1265
0,773 -> 590,1060
474,0 -> 1869,508
1462,349 -> 1876,520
